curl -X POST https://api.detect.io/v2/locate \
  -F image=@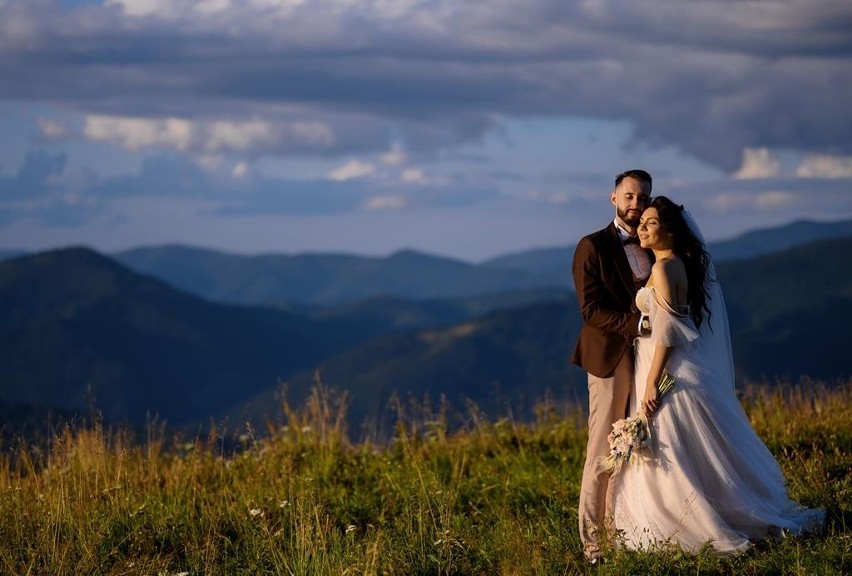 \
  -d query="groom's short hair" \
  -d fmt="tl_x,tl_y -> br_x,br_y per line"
615,169 -> 653,192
